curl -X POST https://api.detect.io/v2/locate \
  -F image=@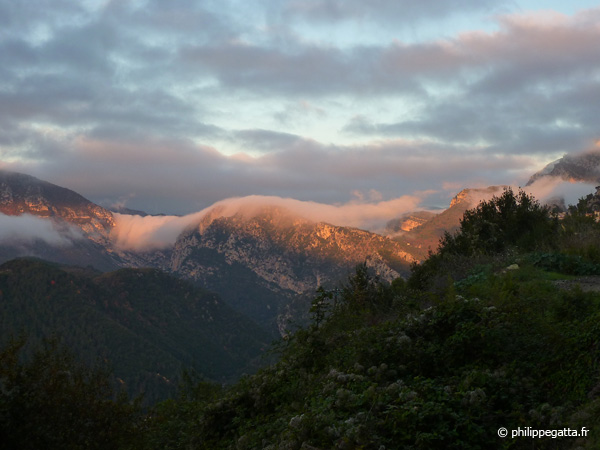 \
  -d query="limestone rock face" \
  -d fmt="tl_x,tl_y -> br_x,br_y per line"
0,170 -> 122,271
168,205 -> 415,331
0,170 -> 115,236
172,205 -> 414,290
449,186 -> 507,209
